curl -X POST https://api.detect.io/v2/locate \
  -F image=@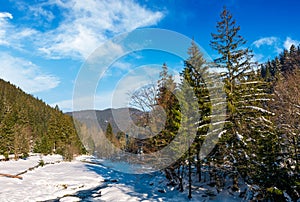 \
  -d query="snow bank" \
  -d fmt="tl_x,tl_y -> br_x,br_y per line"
0,154 -> 103,202
0,154 -> 249,202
